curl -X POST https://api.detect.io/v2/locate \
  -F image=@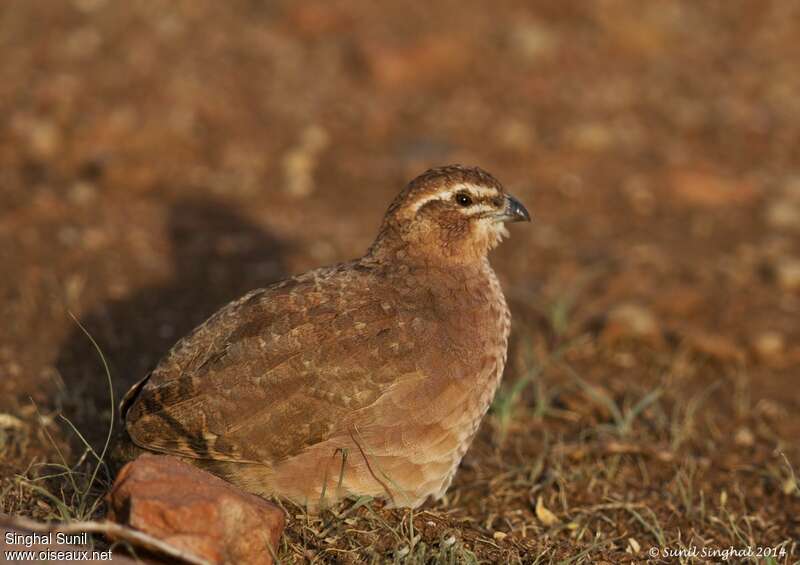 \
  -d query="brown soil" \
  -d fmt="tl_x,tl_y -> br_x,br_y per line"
1,1 -> 798,563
